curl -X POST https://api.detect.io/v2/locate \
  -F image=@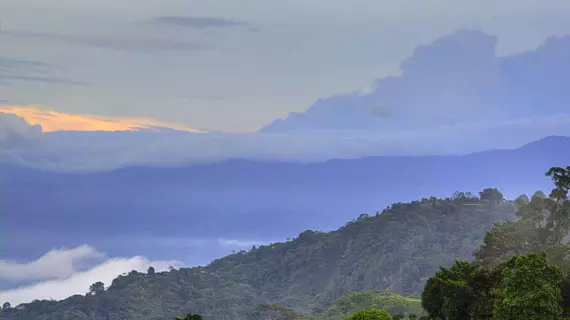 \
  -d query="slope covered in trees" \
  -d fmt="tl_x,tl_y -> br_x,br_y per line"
420,165 -> 570,320
0,190 -> 515,320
